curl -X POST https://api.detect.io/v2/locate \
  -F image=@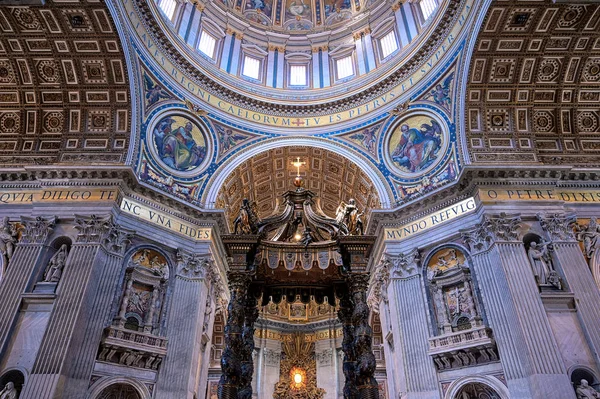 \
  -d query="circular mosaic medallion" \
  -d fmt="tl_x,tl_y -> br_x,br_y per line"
385,113 -> 448,178
149,113 -> 209,175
